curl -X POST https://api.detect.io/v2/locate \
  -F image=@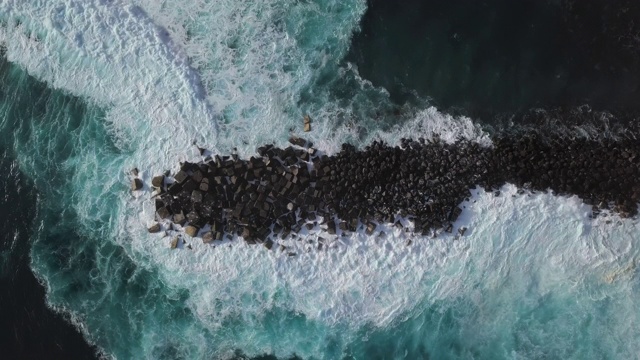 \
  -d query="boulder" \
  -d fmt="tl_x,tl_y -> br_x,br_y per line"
156,207 -> 171,219
173,212 -> 187,226
147,223 -> 161,233
289,136 -> 307,147
186,211 -> 201,224
168,182 -> 183,195
202,231 -> 214,244
131,178 -> 143,191
366,222 -> 376,235
185,225 -> 199,237
174,170 -> 189,183
151,175 -> 164,188
199,182 -> 209,192
327,220 -> 336,235
191,190 -> 203,203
